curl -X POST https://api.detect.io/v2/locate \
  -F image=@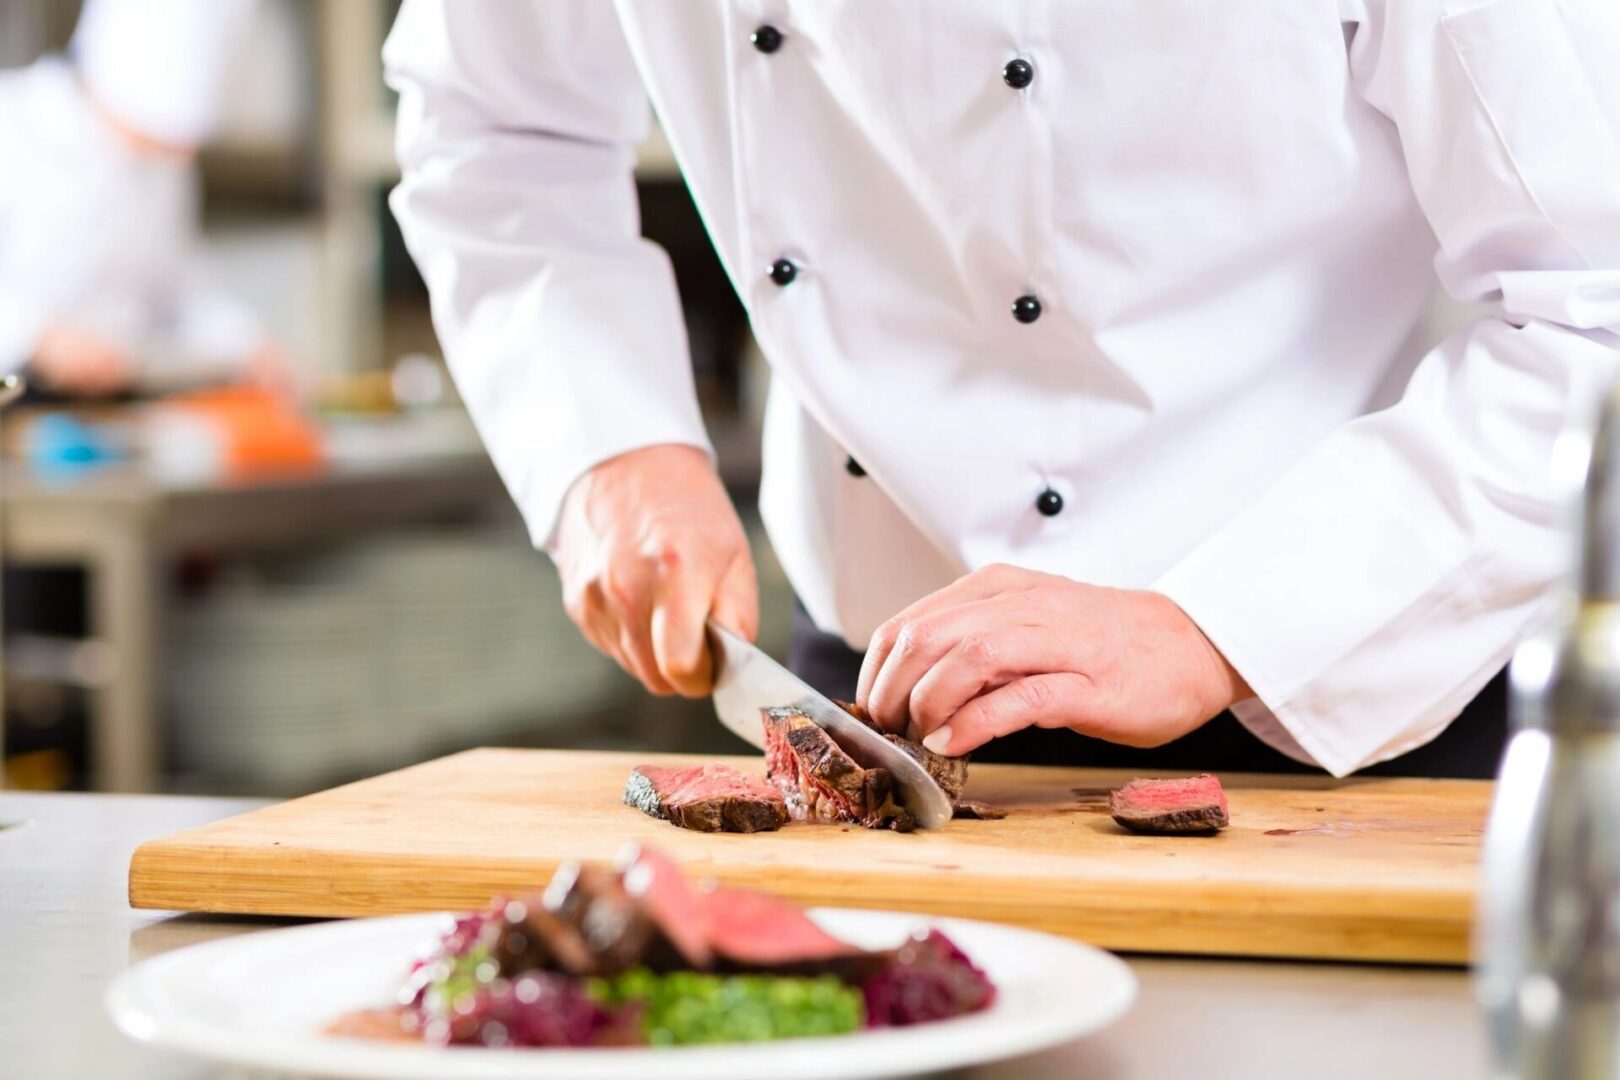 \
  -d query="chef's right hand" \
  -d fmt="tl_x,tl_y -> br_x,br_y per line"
554,443 -> 758,697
